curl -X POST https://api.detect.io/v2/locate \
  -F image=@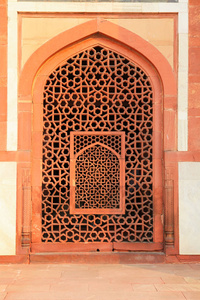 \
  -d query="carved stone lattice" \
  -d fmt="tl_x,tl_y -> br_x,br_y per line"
76,145 -> 120,208
70,132 -> 125,214
42,45 -> 153,243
